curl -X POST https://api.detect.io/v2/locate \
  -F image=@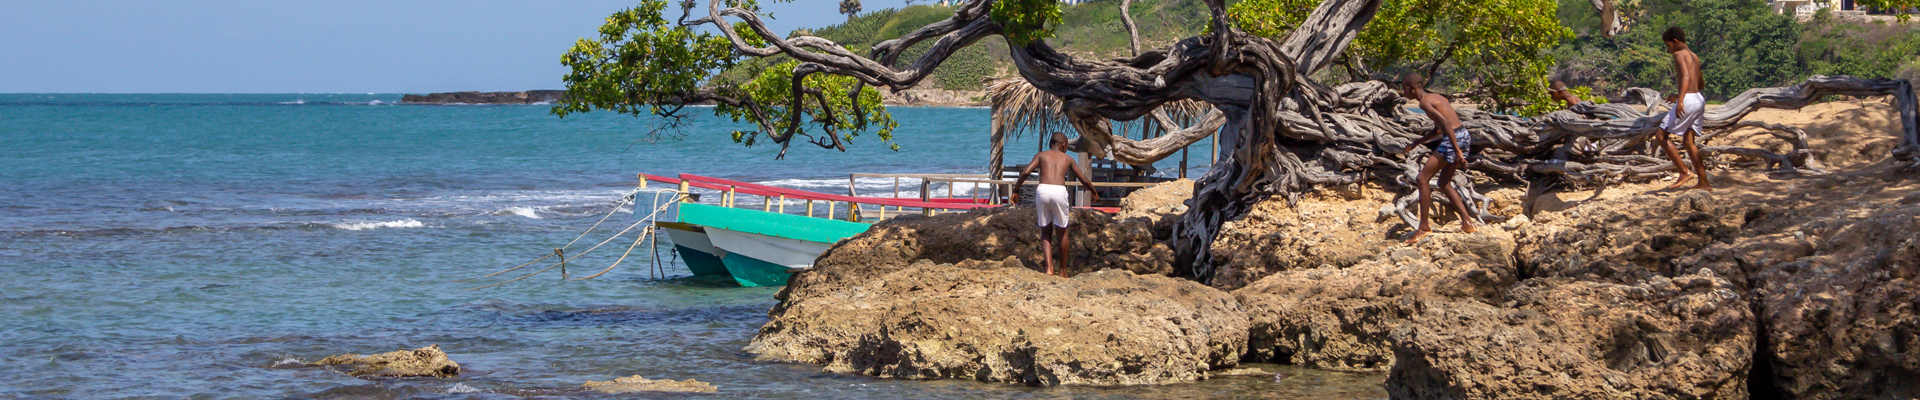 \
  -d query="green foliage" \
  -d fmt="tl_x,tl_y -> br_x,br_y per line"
991,0 -> 1063,44
1230,0 -> 1573,115
554,0 -> 897,151
723,61 -> 900,148
1856,0 -> 1918,21
553,0 -> 737,118
1553,0 -> 1918,100
1799,10 -> 1920,78
1516,84 -> 1607,116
